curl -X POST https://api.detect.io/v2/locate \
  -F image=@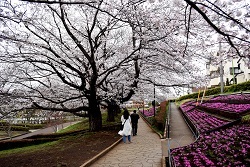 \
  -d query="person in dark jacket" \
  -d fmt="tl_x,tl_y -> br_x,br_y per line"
130,110 -> 140,136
